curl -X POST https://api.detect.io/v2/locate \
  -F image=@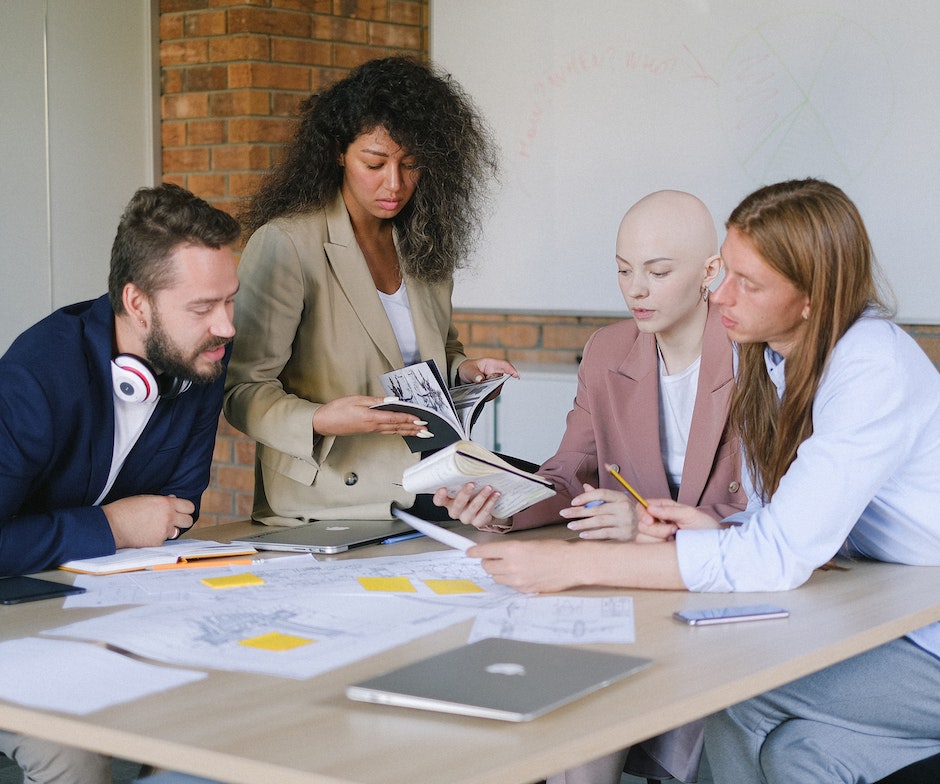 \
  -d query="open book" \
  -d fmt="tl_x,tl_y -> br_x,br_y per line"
401,440 -> 555,519
371,359 -> 508,452
58,540 -> 258,575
